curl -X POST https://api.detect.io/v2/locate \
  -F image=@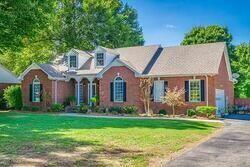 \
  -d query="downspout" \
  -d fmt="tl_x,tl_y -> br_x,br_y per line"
205,75 -> 209,106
